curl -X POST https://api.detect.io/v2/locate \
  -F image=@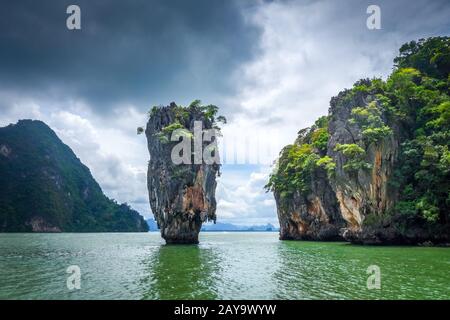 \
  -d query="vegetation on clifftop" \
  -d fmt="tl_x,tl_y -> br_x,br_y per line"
145,101 -> 223,243
140,100 -> 227,144
267,37 -> 450,234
